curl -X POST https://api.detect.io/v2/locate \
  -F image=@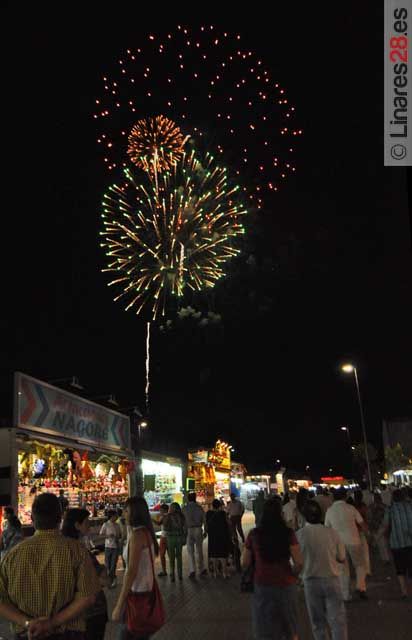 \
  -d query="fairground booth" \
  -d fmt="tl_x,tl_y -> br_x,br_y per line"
187,440 -> 232,507
140,449 -> 184,512
0,373 -> 134,534
230,461 -> 247,497
241,473 -> 271,508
